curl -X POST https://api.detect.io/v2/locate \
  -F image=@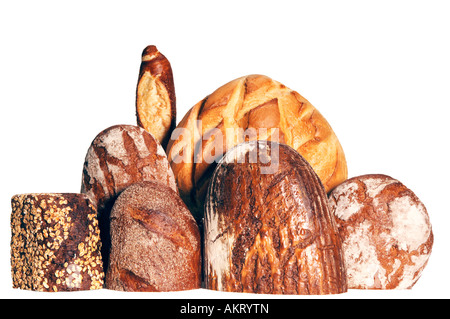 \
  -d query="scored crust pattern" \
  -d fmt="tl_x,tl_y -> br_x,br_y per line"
167,74 -> 347,220
136,45 -> 176,150
81,124 -> 177,269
